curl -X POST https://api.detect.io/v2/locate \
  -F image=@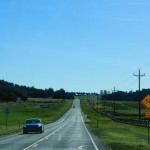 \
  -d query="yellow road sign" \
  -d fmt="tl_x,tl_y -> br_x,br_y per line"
141,95 -> 150,108
146,110 -> 150,119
